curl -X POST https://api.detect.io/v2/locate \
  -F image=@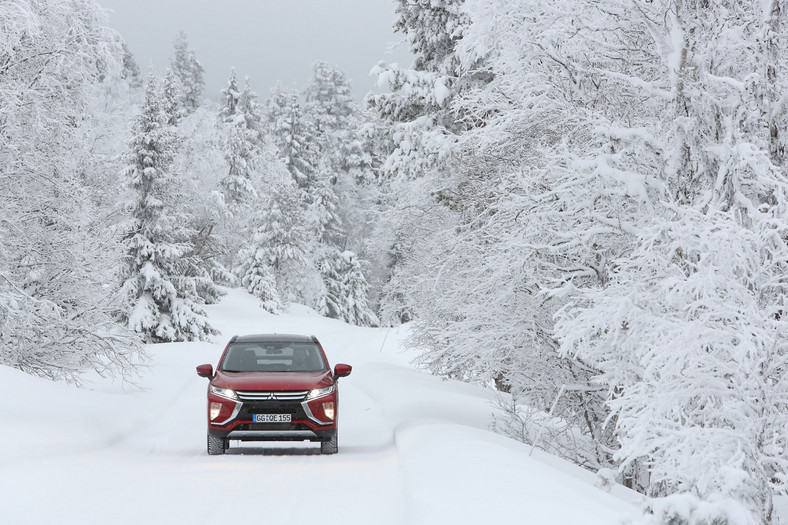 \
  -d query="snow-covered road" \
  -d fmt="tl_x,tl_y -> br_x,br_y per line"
1,289 -> 640,524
